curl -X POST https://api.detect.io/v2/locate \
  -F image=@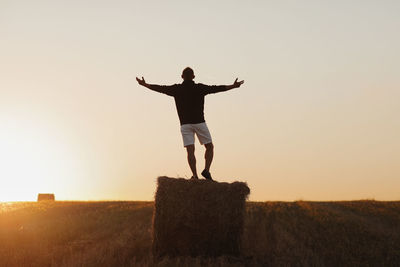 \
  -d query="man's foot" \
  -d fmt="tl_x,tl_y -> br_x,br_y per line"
190,176 -> 198,180
201,169 -> 213,180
